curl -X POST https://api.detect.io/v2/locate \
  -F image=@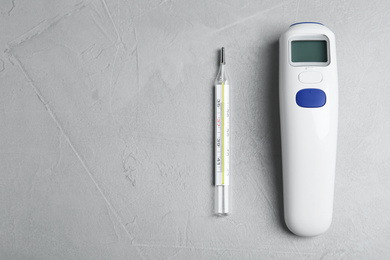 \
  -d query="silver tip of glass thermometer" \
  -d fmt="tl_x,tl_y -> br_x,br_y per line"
215,185 -> 229,216
221,47 -> 225,64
